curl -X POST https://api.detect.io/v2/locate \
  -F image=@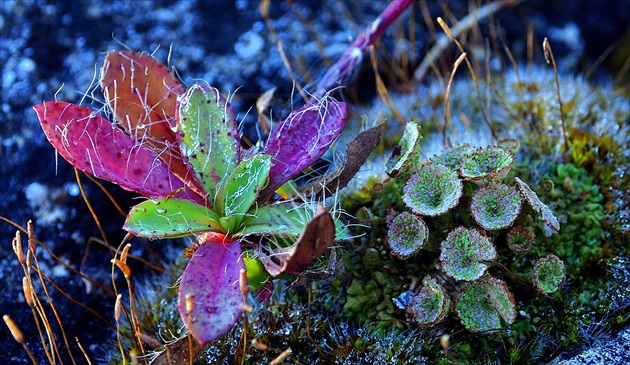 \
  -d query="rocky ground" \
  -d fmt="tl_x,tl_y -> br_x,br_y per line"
1,0 -> 628,363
